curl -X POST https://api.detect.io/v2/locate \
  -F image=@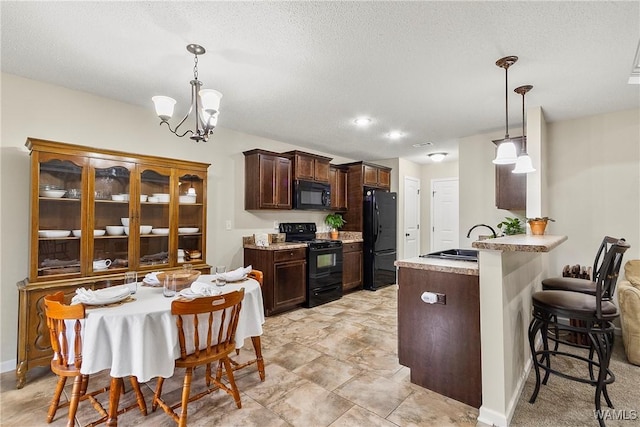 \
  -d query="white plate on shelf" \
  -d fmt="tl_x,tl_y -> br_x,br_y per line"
178,227 -> 199,234
39,230 -> 71,238
151,228 -> 170,235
